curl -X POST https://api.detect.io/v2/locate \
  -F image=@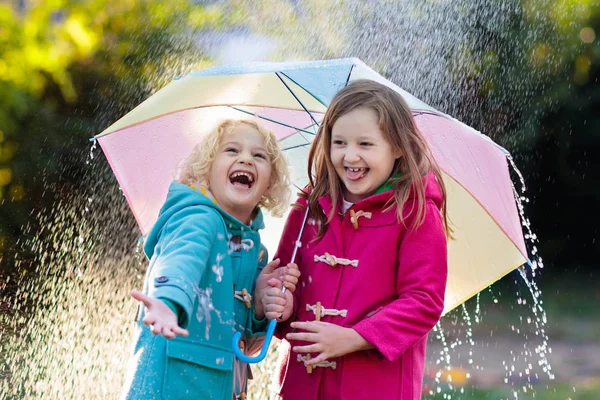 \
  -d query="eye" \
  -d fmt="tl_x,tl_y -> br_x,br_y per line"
254,152 -> 267,160
360,142 -> 373,147
224,147 -> 238,154
332,140 -> 345,146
